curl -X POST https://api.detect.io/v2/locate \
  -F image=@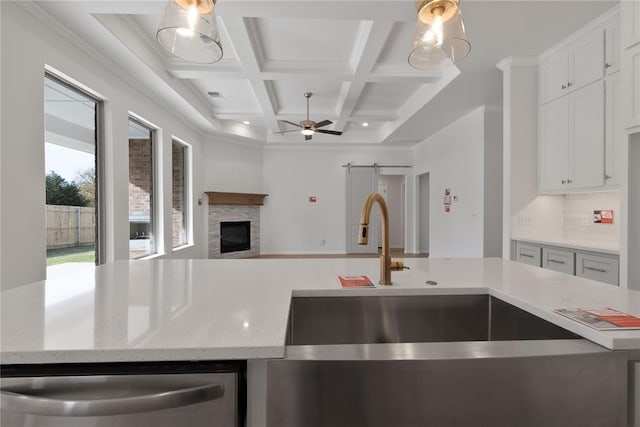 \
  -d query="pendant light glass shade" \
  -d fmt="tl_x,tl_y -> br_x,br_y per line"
156,0 -> 223,64
408,0 -> 470,70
